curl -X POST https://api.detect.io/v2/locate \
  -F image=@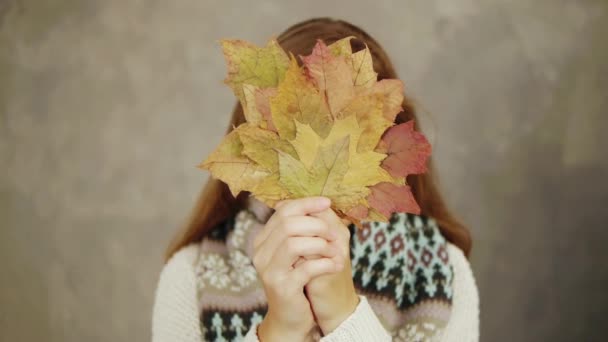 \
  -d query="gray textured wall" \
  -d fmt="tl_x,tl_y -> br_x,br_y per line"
1,1 -> 607,341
